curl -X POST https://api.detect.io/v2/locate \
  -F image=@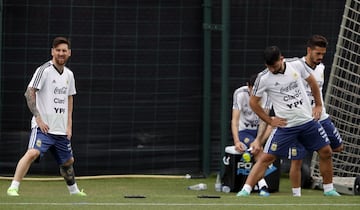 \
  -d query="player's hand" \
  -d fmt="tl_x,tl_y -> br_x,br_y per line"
312,106 -> 322,121
35,116 -> 49,133
66,128 -> 72,140
249,140 -> 262,155
270,117 -> 287,128
234,141 -> 247,152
